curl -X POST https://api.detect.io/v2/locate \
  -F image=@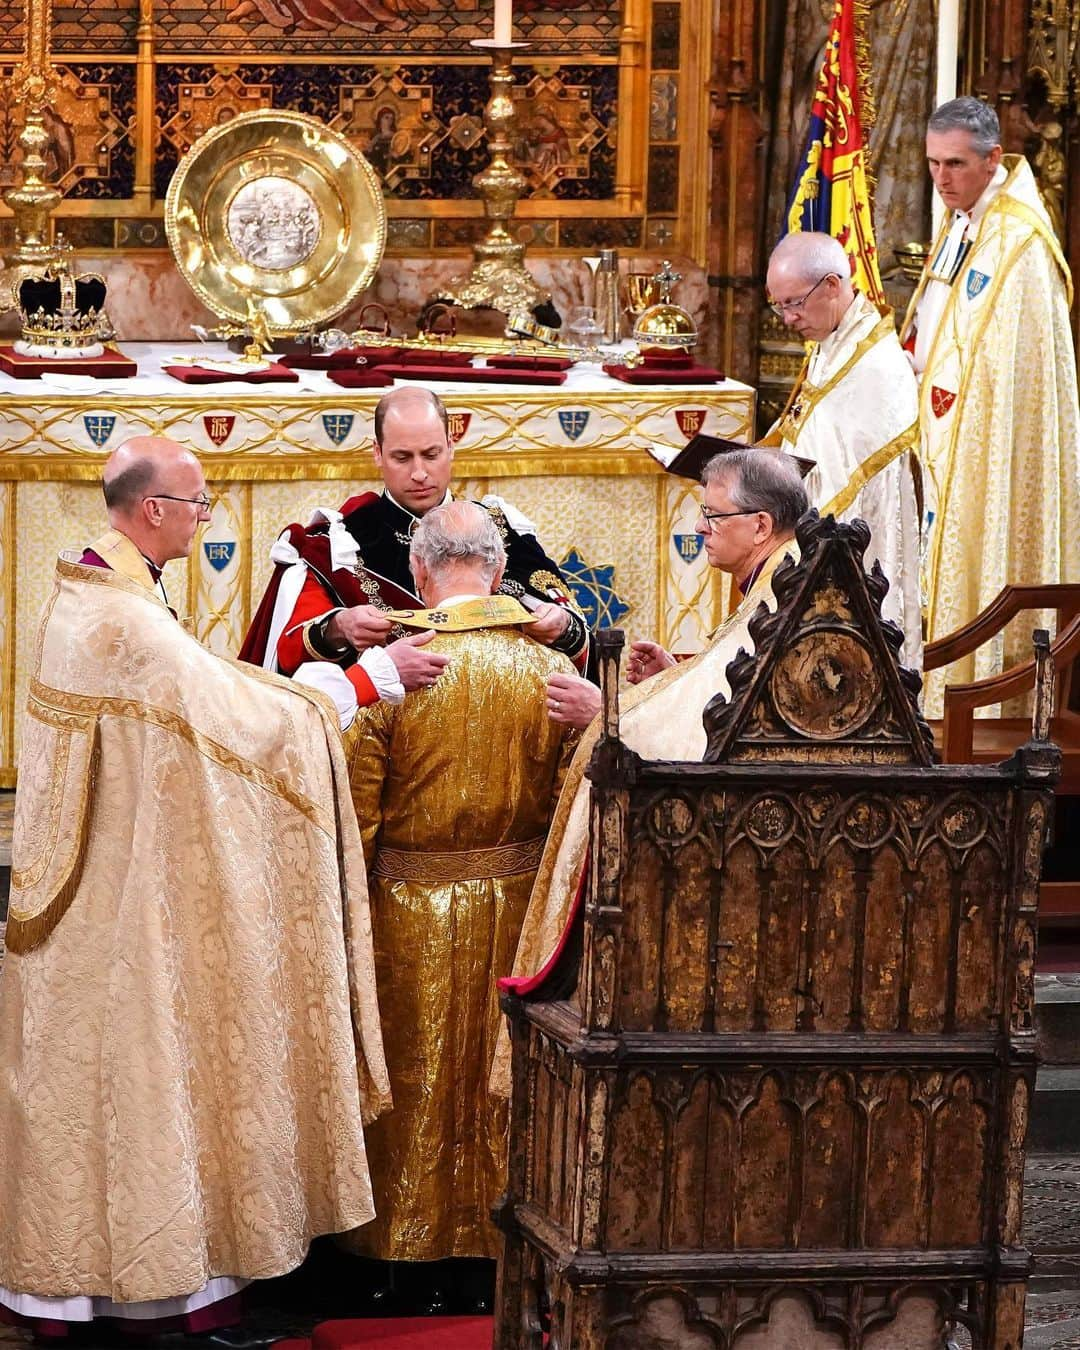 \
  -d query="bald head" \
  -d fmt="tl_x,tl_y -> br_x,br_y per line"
103,437 -> 197,511
101,436 -> 210,565
766,232 -> 856,342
